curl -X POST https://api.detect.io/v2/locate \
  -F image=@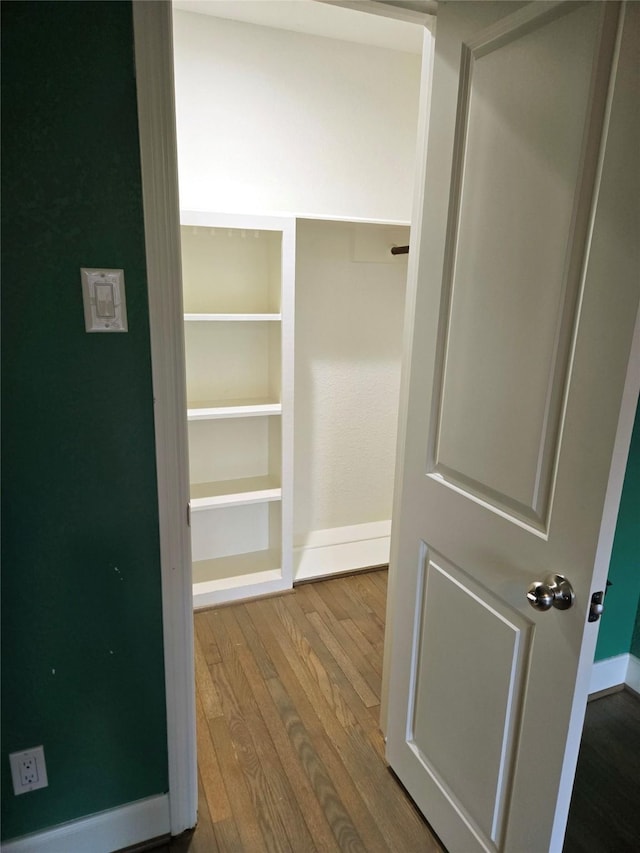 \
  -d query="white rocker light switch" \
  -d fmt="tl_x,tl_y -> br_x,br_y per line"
81,268 -> 128,332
